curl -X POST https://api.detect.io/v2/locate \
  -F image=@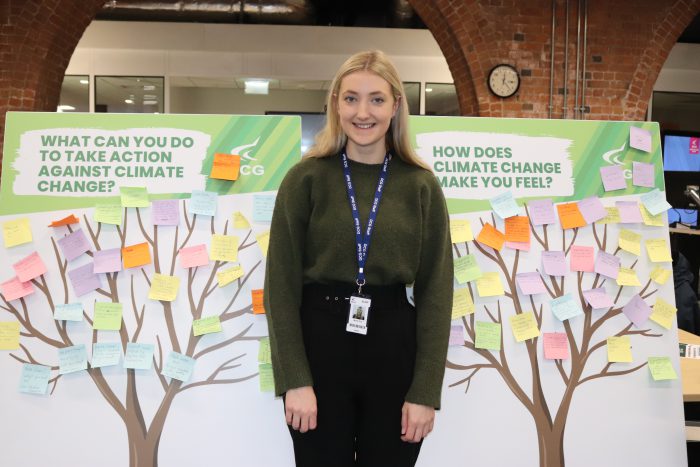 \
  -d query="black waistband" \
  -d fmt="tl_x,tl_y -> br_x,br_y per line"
302,282 -> 409,310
